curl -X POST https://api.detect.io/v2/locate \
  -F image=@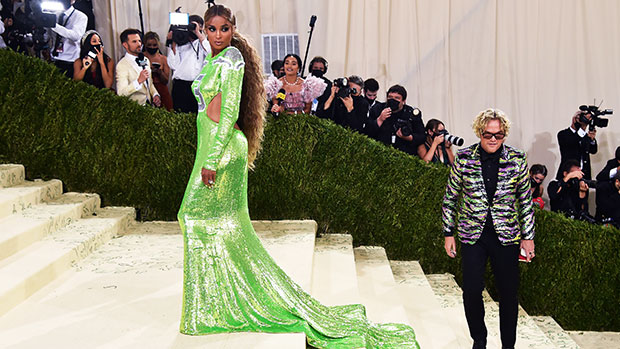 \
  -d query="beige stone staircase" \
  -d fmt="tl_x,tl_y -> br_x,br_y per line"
0,164 -> 612,348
